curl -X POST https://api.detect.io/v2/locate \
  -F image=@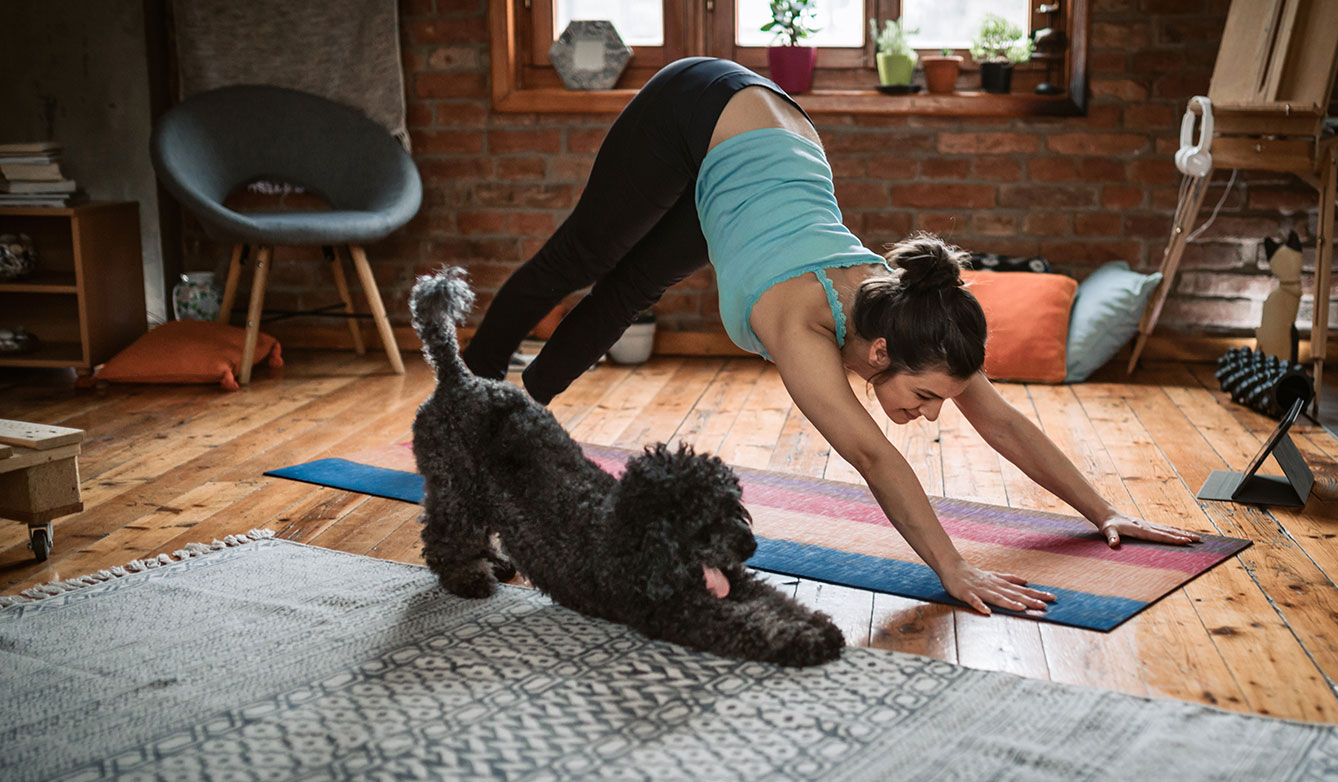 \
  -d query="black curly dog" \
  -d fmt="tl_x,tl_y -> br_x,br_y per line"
410,268 -> 844,667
